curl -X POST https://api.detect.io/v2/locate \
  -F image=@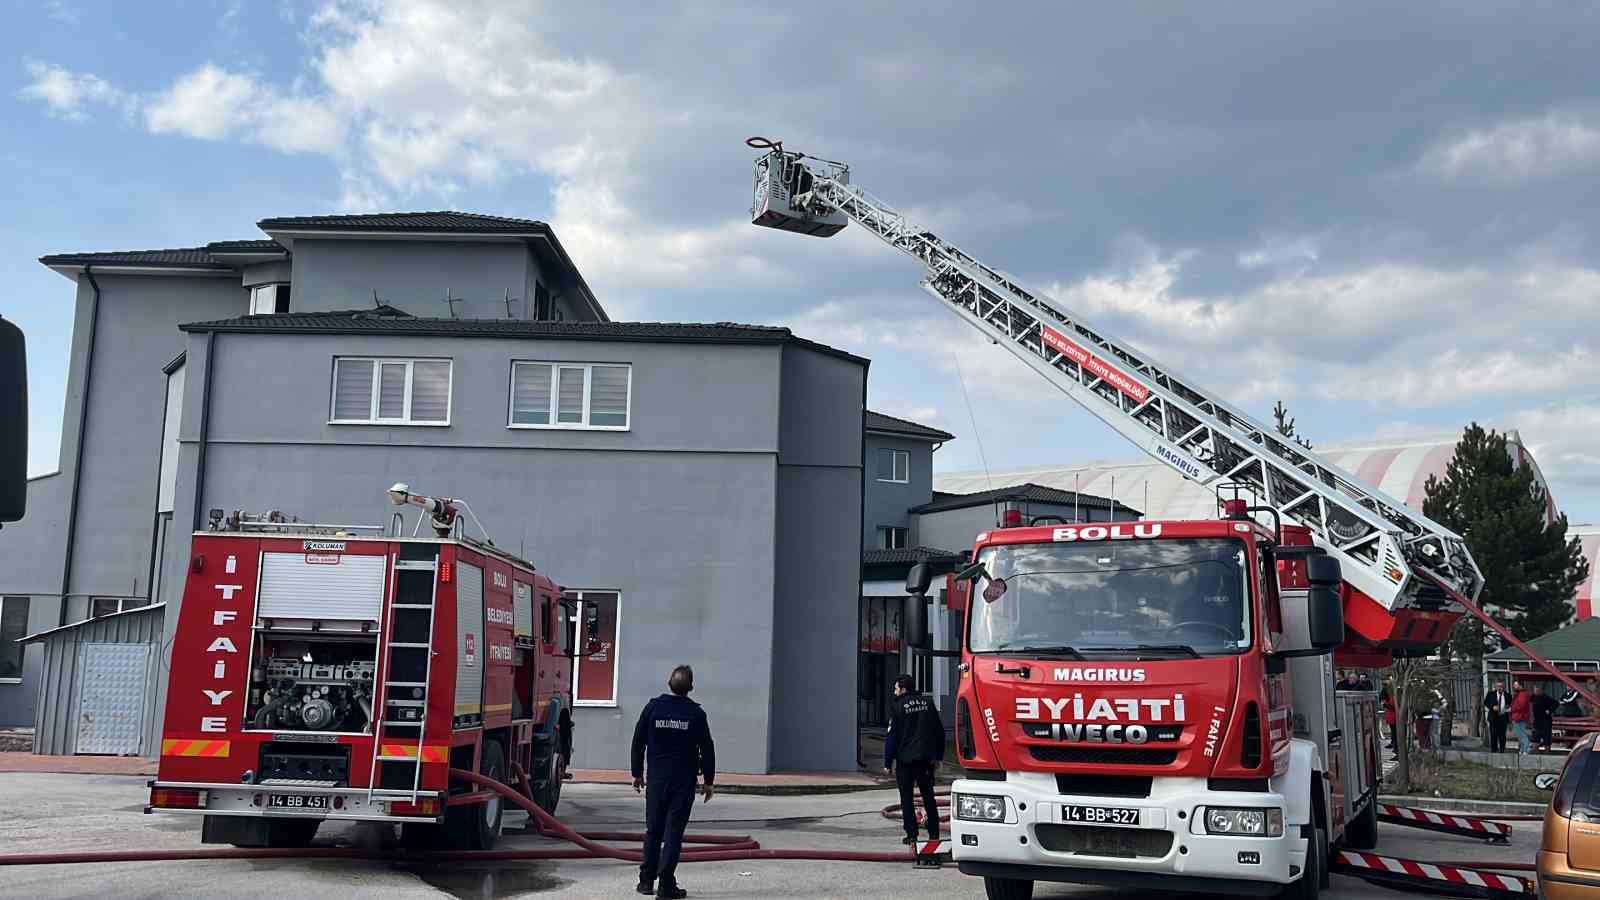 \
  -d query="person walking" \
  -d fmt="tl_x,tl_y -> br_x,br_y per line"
1382,691 -> 1398,751
1484,680 -> 1511,754
883,674 -> 945,845
631,665 -> 716,899
1510,682 -> 1533,754
1532,686 -> 1558,752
